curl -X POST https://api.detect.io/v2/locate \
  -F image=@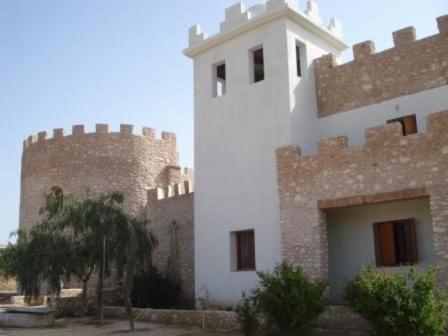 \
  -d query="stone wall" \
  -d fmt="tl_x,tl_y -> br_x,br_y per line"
147,182 -> 194,304
275,110 -> 448,284
314,15 -> 448,118
20,124 -> 188,232
104,306 -> 240,331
